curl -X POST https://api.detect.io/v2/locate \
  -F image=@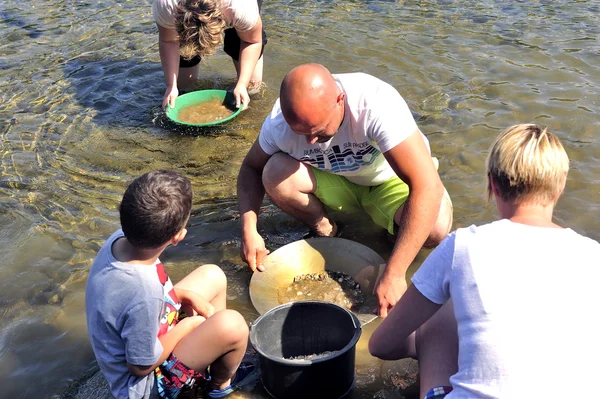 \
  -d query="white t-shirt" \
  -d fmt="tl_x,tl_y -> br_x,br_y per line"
259,73 -> 426,186
152,0 -> 259,31
412,219 -> 600,398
